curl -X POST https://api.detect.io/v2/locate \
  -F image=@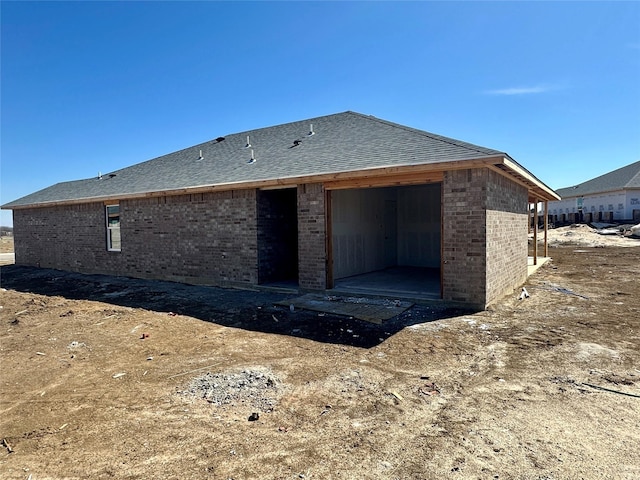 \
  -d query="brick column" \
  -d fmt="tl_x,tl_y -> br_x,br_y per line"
485,170 -> 528,304
442,169 -> 487,307
297,183 -> 327,290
